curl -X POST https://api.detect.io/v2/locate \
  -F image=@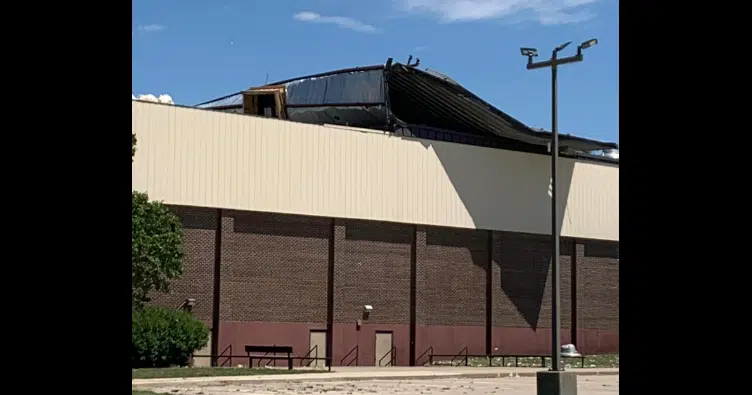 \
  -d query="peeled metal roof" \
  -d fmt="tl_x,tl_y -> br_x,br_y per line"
194,62 -> 617,153
387,63 -> 617,152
